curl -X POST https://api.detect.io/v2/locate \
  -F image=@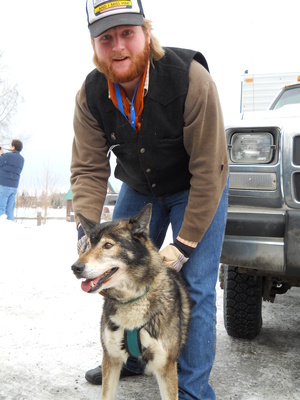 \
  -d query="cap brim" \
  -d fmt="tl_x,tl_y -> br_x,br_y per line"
89,14 -> 144,38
